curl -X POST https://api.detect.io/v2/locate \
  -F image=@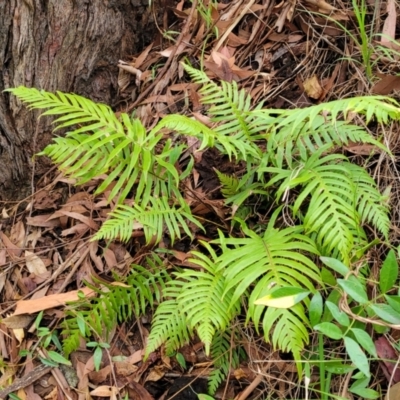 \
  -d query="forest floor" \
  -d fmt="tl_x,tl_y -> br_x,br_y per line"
1,0 -> 400,399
